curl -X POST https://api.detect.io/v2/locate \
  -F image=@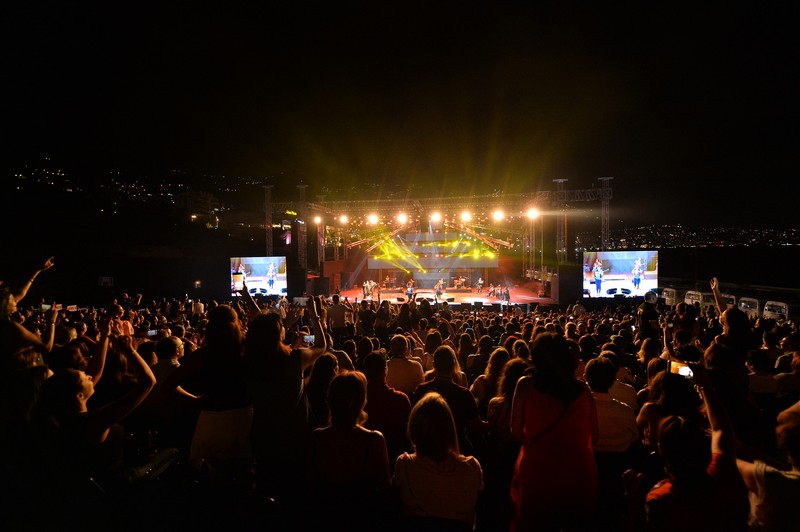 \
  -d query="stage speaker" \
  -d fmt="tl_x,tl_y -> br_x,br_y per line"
286,267 -> 307,299
446,297 -> 455,303
473,301 -> 483,309
397,297 -> 405,302
307,277 -> 330,296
